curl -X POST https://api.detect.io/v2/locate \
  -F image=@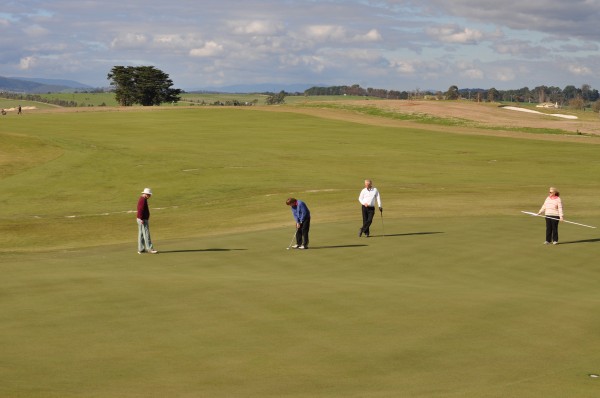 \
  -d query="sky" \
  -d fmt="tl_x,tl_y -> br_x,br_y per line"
1,0 -> 599,91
